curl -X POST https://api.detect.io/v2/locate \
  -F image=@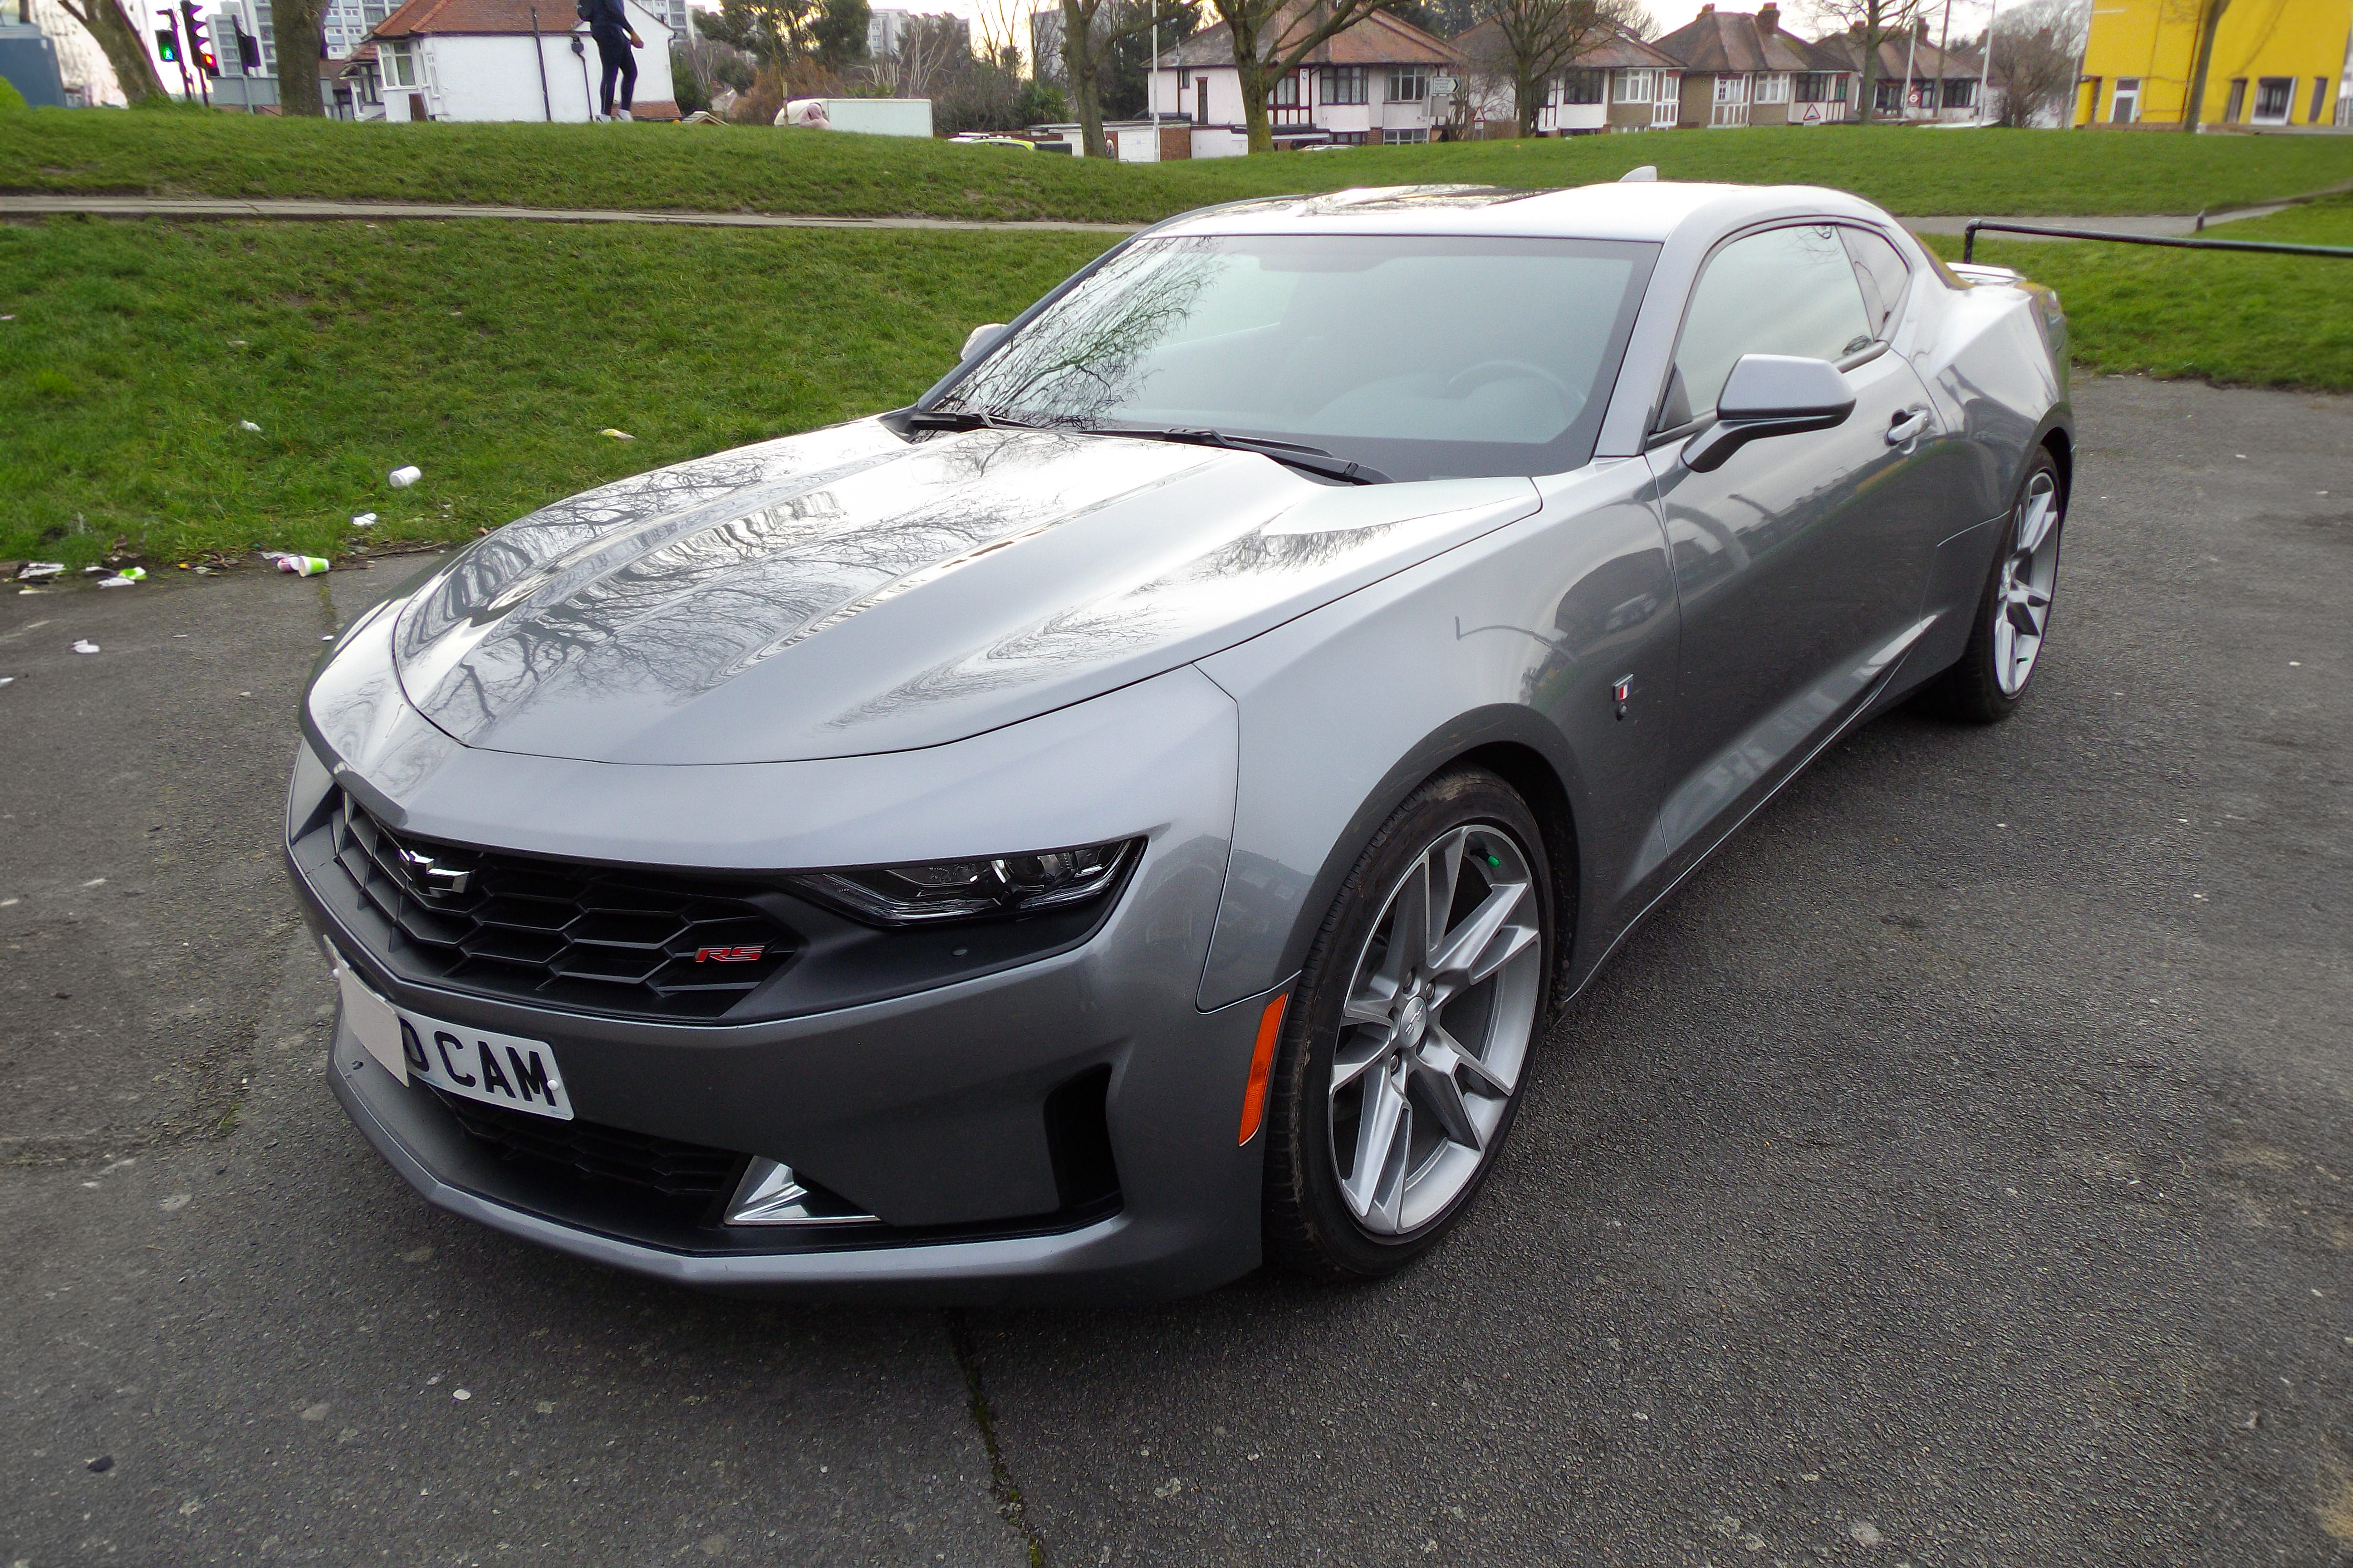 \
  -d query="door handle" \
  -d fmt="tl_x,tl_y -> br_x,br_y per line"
1886,408 -> 1930,446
